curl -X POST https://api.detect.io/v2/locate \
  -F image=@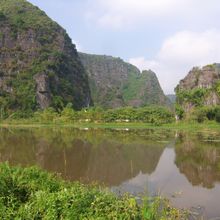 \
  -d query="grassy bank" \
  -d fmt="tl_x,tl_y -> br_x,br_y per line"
1,120 -> 220,132
1,106 -> 220,131
0,163 -> 187,220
